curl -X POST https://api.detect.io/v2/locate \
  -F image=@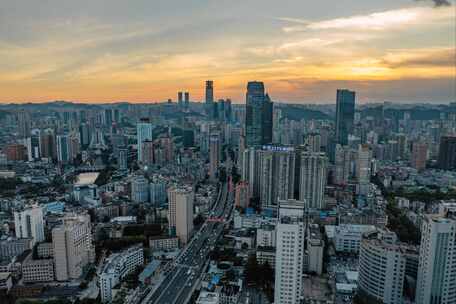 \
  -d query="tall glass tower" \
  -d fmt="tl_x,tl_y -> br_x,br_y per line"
335,89 -> 355,145
245,81 -> 273,147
